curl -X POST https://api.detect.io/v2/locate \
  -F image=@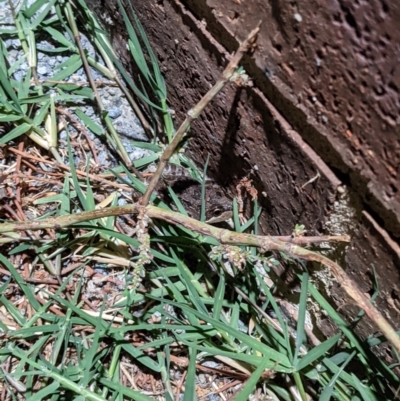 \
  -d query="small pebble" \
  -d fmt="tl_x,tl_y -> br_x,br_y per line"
130,149 -> 147,160
97,152 -> 110,165
202,361 -> 218,368
37,66 -> 48,75
85,107 -> 95,117
294,13 -> 302,22
108,107 -> 122,119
